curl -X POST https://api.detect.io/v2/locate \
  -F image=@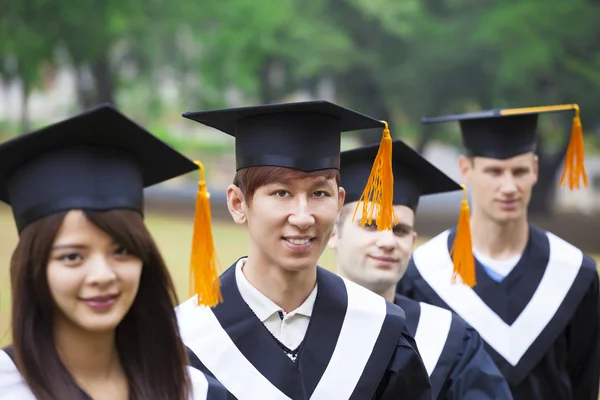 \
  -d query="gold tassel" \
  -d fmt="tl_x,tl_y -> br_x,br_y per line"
559,104 -> 588,190
189,161 -> 223,307
351,121 -> 399,230
450,184 -> 476,287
